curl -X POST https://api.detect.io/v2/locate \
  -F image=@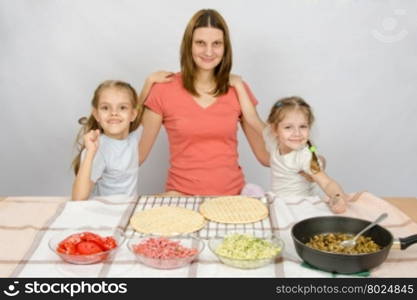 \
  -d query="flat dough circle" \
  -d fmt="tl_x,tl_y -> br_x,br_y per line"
130,206 -> 206,236
199,196 -> 268,224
